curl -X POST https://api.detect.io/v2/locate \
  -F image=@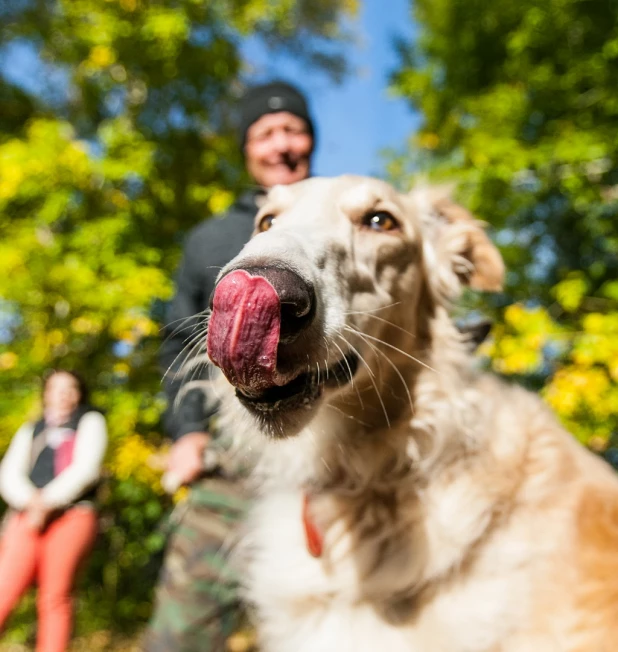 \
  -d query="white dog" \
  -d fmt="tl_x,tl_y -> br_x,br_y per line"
204,175 -> 618,652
